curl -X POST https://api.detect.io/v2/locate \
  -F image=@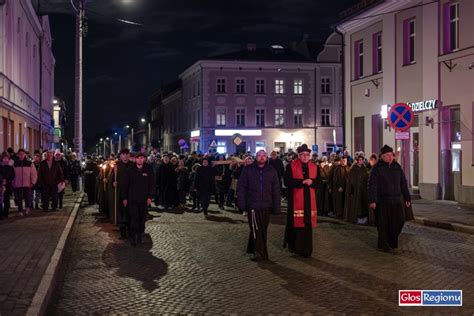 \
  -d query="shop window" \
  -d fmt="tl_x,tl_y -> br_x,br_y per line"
256,141 -> 265,153
217,141 -> 227,154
